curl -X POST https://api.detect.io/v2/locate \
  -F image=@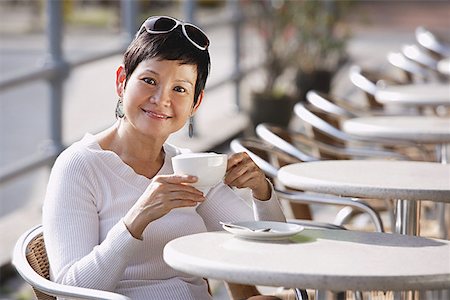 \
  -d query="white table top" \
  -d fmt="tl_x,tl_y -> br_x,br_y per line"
343,116 -> 450,144
375,83 -> 450,106
438,58 -> 450,75
164,230 -> 450,292
278,160 -> 450,202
